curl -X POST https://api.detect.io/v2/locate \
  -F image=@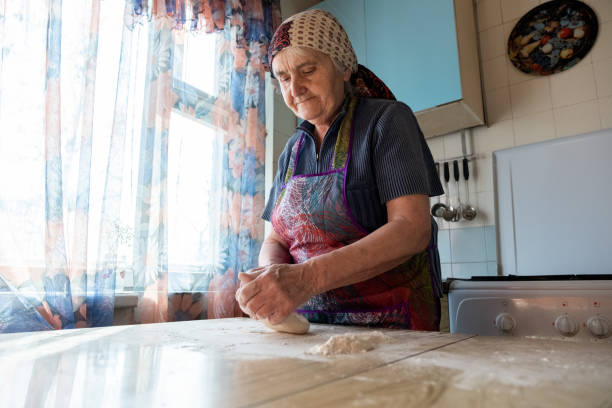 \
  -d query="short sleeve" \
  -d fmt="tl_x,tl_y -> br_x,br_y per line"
372,102 -> 444,203
261,136 -> 296,221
